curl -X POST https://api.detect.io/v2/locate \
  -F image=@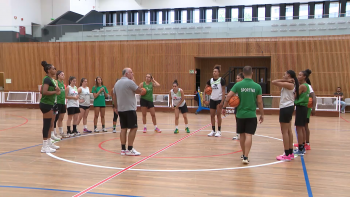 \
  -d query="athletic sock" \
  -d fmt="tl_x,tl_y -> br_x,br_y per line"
175,125 -> 178,129
94,125 -> 97,130
299,144 -> 304,151
121,144 -> 126,150
113,125 -> 116,129
102,125 -> 105,129
185,124 -> 188,128
67,126 -> 71,132
73,125 -> 77,132
154,125 -> 158,129
128,146 -> 133,151
212,126 -> 215,132
144,124 -> 147,128
284,150 -> 289,156
218,126 -> 221,131
84,125 -> 87,129
289,149 -> 293,155
244,156 -> 248,160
